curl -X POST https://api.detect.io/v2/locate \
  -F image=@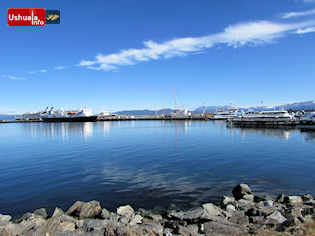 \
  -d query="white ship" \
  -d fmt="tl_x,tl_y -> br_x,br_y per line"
213,108 -> 242,120
241,110 -> 293,120
41,107 -> 98,122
